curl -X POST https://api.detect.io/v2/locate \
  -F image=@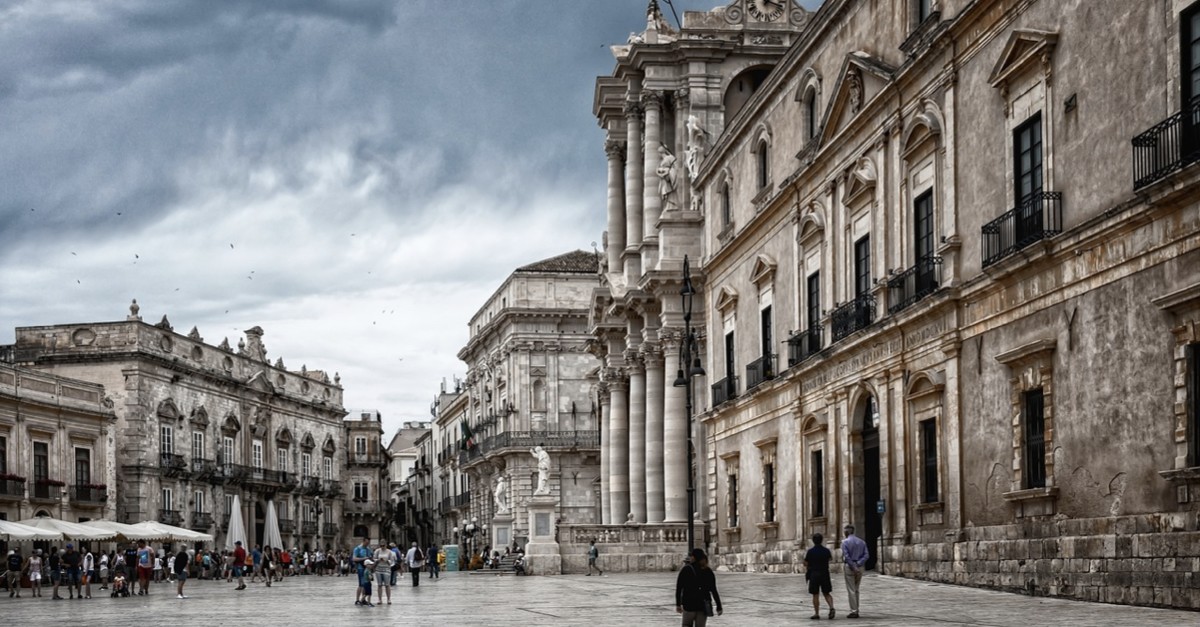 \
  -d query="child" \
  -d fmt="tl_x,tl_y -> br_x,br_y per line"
111,572 -> 128,597
359,559 -> 374,607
